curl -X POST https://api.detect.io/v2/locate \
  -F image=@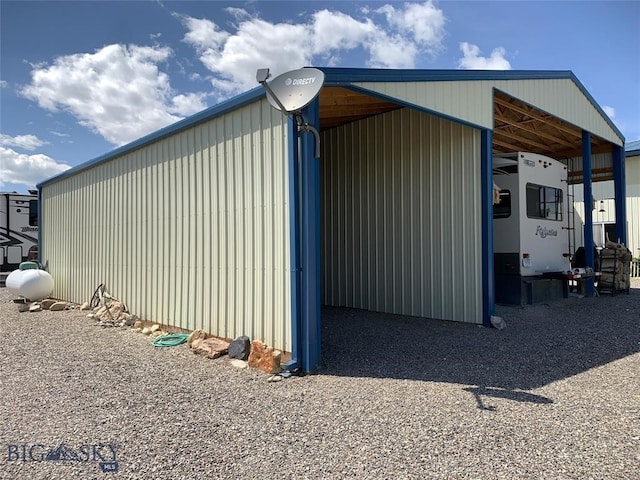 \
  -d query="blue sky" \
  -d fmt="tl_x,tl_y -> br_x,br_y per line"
1,0 -> 639,193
